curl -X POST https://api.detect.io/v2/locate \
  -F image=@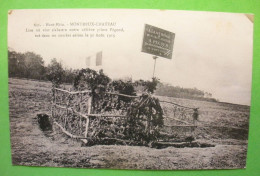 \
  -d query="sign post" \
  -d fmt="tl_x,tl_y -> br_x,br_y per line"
152,56 -> 158,78
141,24 -> 175,78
